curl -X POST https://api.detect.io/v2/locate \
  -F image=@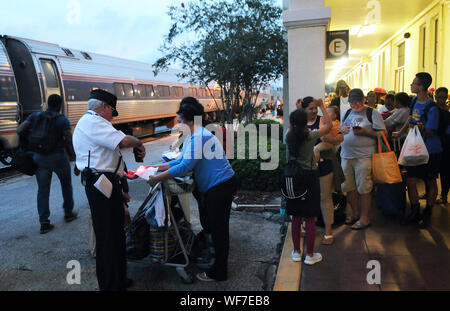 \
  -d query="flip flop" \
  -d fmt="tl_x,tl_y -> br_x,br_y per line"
321,235 -> 334,245
351,221 -> 371,230
345,217 -> 359,225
